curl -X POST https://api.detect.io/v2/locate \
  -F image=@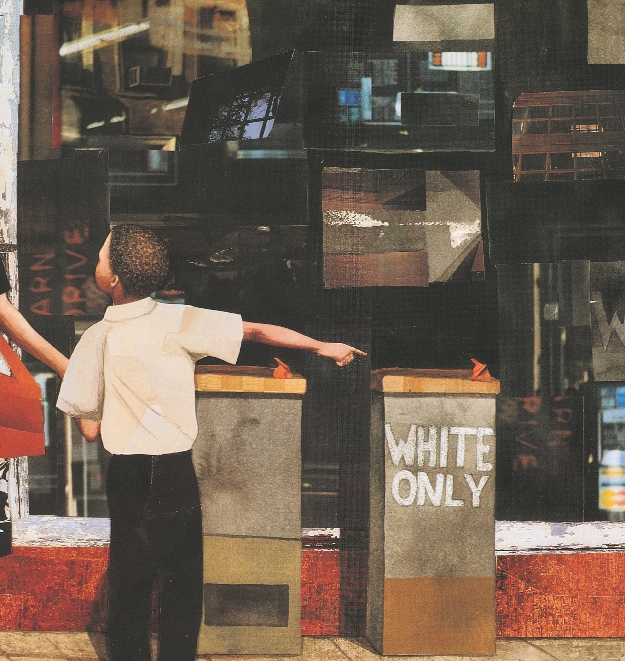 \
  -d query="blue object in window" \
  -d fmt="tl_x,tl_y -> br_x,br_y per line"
360,77 -> 372,121
338,90 -> 361,107
616,386 -> 625,408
